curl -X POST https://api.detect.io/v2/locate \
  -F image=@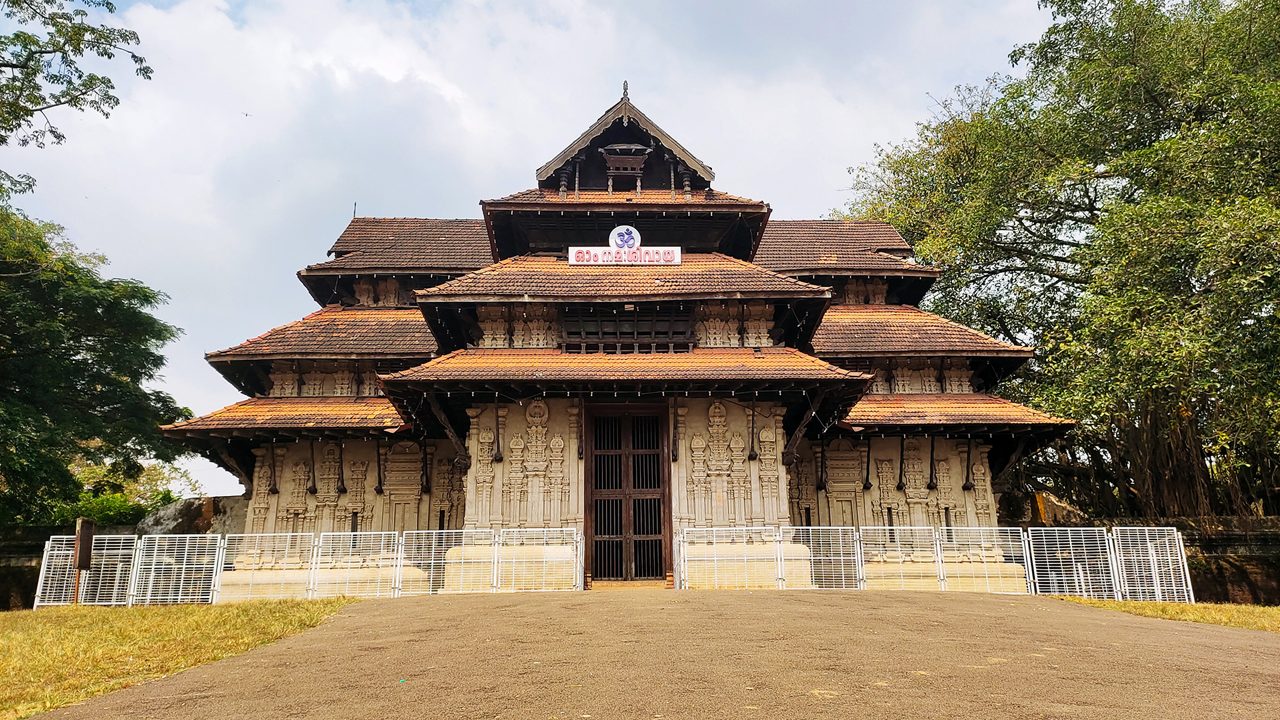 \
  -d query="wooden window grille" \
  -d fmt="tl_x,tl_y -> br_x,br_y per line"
561,304 -> 695,354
